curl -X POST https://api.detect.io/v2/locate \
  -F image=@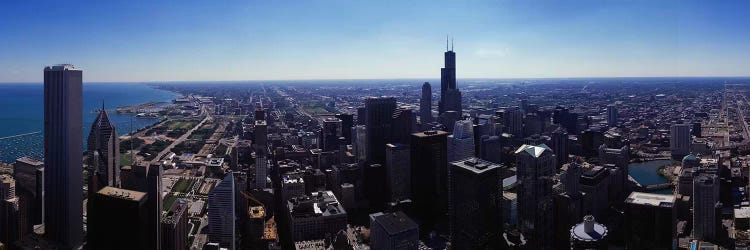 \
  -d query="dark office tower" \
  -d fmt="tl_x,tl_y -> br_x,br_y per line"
670,122 -> 691,159
369,211 -> 419,250
504,106 -> 524,137
479,135 -> 501,163
606,104 -> 617,127
385,143 -> 411,202
391,108 -> 416,145
438,39 -> 462,116
551,127 -> 570,168
43,64 -> 83,249
599,144 -> 630,201
209,173 -> 236,250
420,82 -> 433,128
356,107 -> 366,125
88,186 -> 148,250
147,164 -> 163,250
579,166 -> 609,219
693,173 -> 719,241
322,117 -> 342,151
410,130 -> 449,233
12,157 -> 44,228
449,158 -> 503,249
87,103 -> 120,188
365,97 -> 397,165
365,164 -> 387,209
162,200 -> 188,250
254,108 -> 265,121
692,121 -> 702,137
515,144 -> 556,250
624,192 -> 675,250
335,113 -> 354,144
1,175 -> 22,245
